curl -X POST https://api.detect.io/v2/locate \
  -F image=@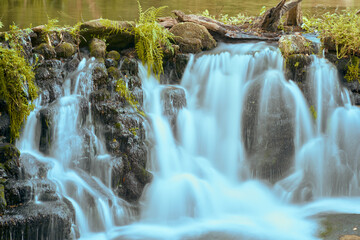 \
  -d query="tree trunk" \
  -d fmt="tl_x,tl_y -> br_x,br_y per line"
258,0 -> 303,32
285,3 -> 303,26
